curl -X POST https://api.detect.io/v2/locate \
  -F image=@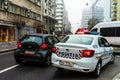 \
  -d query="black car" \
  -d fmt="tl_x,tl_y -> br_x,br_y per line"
14,34 -> 59,67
